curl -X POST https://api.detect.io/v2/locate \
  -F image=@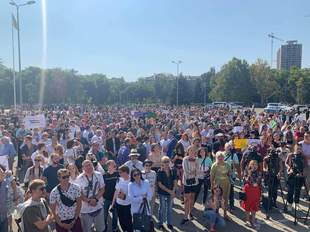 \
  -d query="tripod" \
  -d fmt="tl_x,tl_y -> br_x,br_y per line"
284,174 -> 309,225
265,174 -> 286,220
